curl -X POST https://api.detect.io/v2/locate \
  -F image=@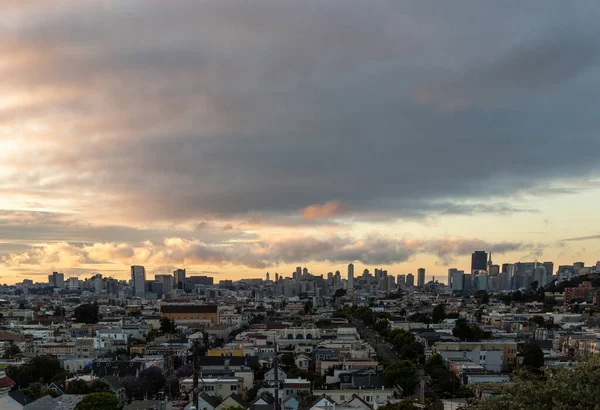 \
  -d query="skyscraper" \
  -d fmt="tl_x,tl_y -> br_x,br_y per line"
295,266 -> 302,281
131,265 -> 146,298
266,272 -> 270,281
448,268 -> 457,287
155,274 -> 174,292
406,273 -> 415,287
471,251 -> 488,273
417,268 -> 425,288
48,272 -> 65,288
173,268 -> 186,289
347,263 -> 354,290
397,274 -> 405,288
